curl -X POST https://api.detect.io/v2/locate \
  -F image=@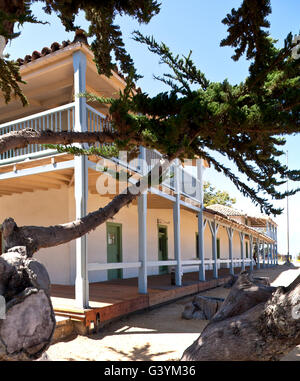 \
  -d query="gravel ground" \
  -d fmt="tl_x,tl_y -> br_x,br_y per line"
46,264 -> 300,361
